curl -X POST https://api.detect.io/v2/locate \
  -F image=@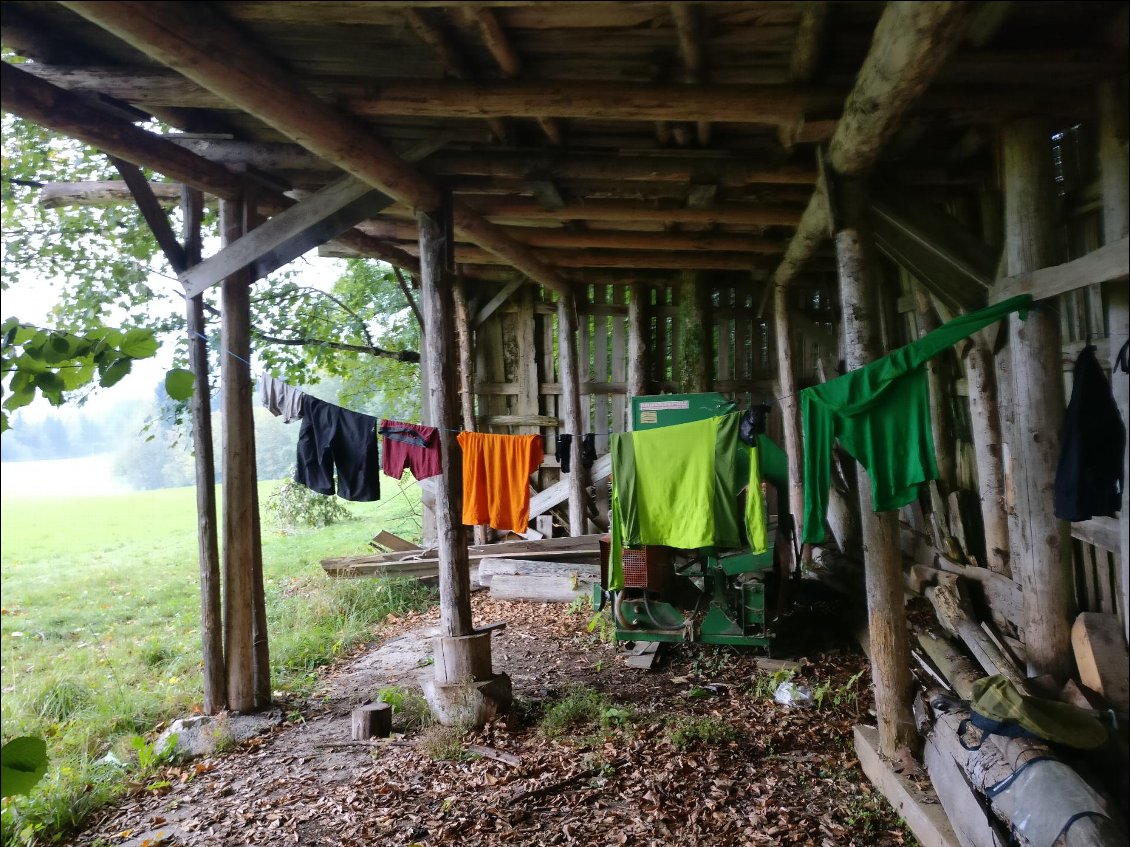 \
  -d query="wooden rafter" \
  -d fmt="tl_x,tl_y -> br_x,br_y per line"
464,6 -> 563,145
60,1 -> 571,294
402,7 -> 510,144
670,3 -> 710,146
